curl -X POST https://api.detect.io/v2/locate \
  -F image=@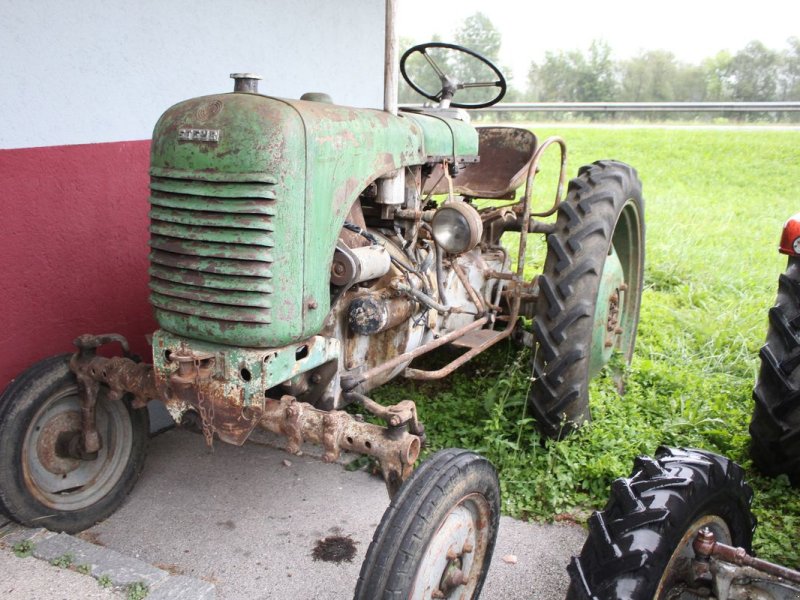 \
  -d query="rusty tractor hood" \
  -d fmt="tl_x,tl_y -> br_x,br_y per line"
147,92 -> 477,348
